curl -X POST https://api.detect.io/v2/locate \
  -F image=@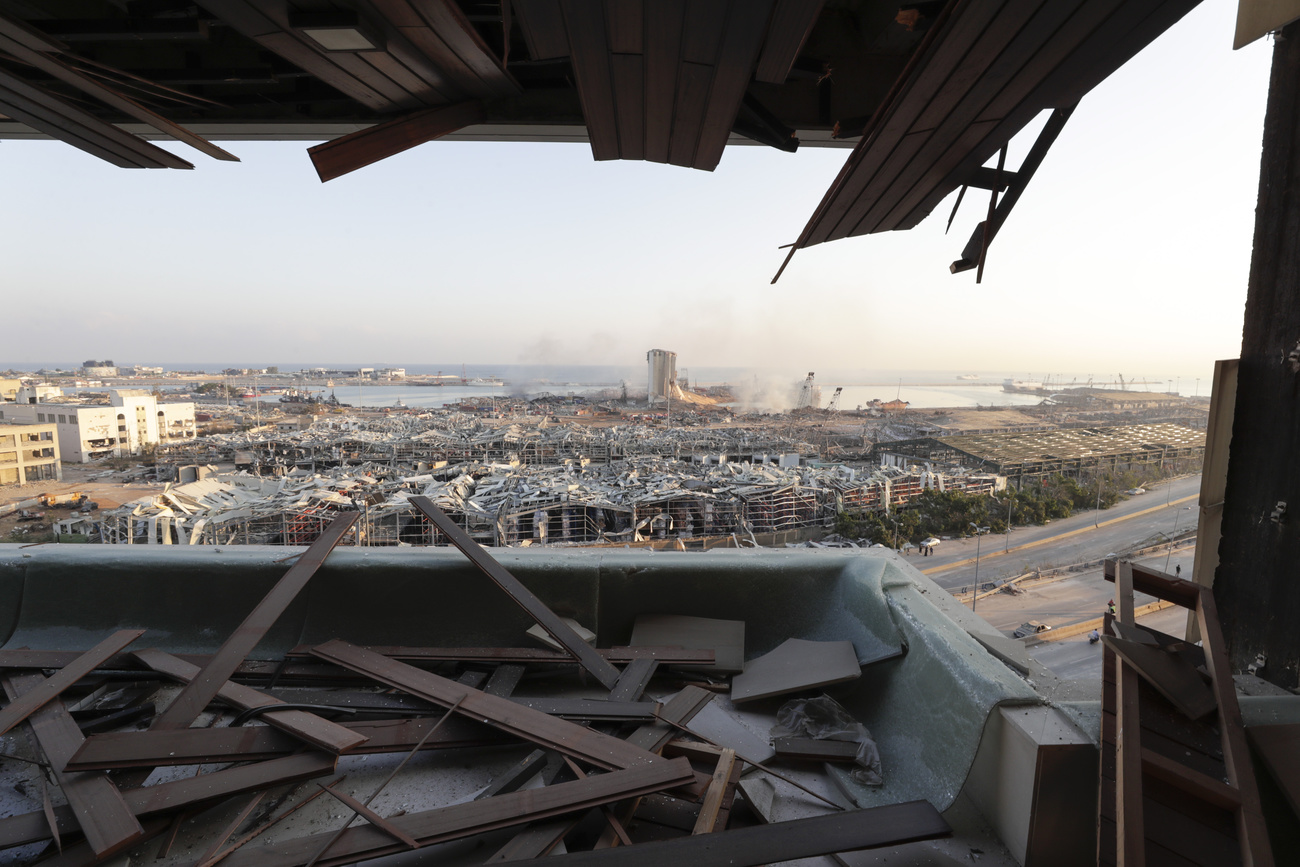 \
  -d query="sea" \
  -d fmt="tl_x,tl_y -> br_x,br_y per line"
8,362 -> 1213,412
